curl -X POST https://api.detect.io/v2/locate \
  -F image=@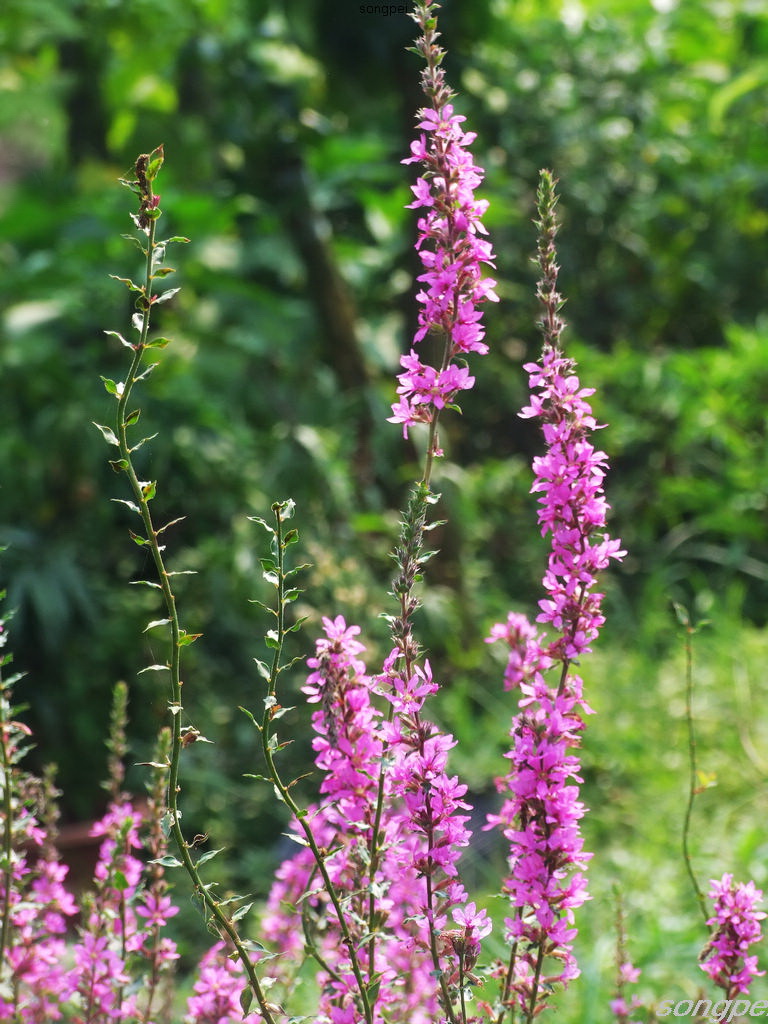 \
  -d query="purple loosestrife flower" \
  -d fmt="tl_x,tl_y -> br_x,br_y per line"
71,799 -> 180,1022
185,942 -> 248,1024
486,171 -> 624,1020
263,617 -> 441,1022
610,963 -> 643,1024
700,873 -> 765,997
0,702 -> 77,1021
389,0 -> 497,451
264,617 -> 479,1022
377,649 -> 479,1015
